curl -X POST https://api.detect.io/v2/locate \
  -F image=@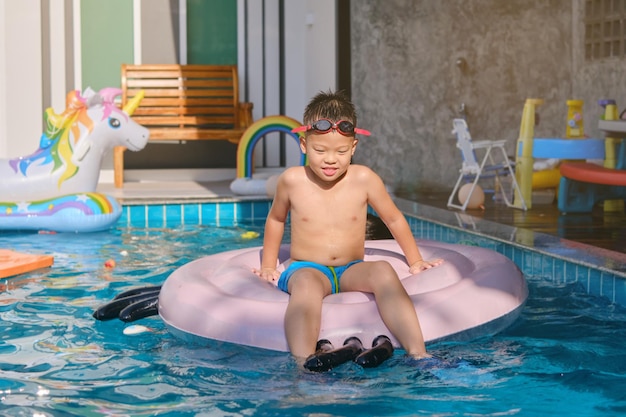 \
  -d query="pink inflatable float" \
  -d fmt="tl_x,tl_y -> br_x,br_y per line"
159,239 -> 527,351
